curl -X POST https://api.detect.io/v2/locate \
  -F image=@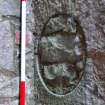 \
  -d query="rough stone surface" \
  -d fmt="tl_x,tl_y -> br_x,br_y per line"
33,0 -> 105,105
0,0 -> 105,105
0,0 -> 20,16
0,0 -> 35,105
0,20 -> 14,70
